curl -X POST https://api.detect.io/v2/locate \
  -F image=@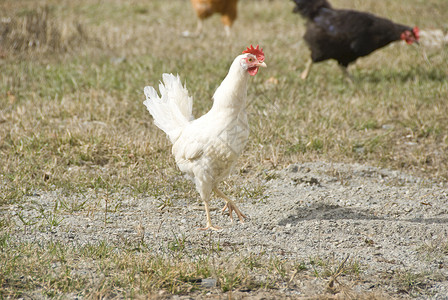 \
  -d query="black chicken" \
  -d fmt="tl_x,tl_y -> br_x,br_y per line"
292,0 -> 419,79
